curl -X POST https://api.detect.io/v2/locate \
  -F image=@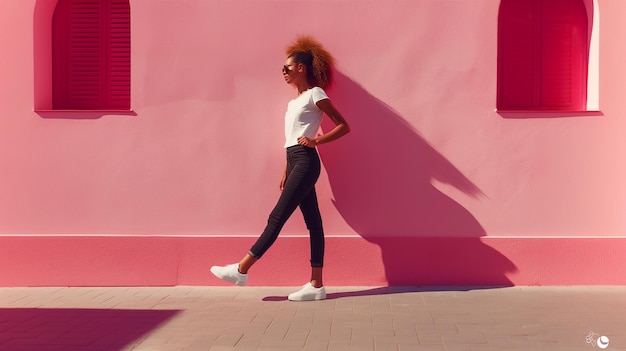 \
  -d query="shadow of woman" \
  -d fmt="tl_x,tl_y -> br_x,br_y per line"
262,286 -> 510,301
319,72 -> 517,286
